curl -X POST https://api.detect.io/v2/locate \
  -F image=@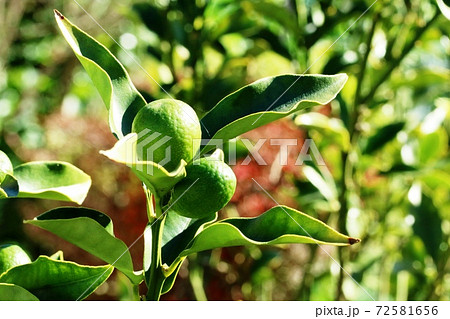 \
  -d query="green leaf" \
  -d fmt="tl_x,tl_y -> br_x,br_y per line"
222,138 -> 249,163
246,0 -> 299,36
0,244 -> 32,275
418,129 -> 447,165
162,210 -> 216,267
302,166 -> 339,211
362,122 -> 405,155
200,74 -> 348,152
0,151 -> 18,198
0,256 -> 112,300
25,207 -> 142,284
13,161 -> 91,205
181,205 -> 359,256
0,150 -> 13,183
0,174 -> 19,198
54,10 -> 146,139
143,210 -> 216,295
437,0 -> 450,20
0,283 -> 39,301
100,133 -> 186,197
410,194 -> 443,264
294,112 -> 350,151
161,262 -> 183,295
49,250 -> 64,261
380,163 -> 418,175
